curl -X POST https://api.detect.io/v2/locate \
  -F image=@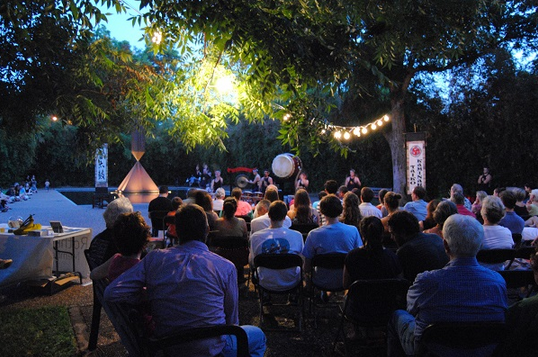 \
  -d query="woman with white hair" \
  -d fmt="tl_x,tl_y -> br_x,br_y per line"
481,196 -> 514,270
88,197 -> 134,265
213,187 -> 226,212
